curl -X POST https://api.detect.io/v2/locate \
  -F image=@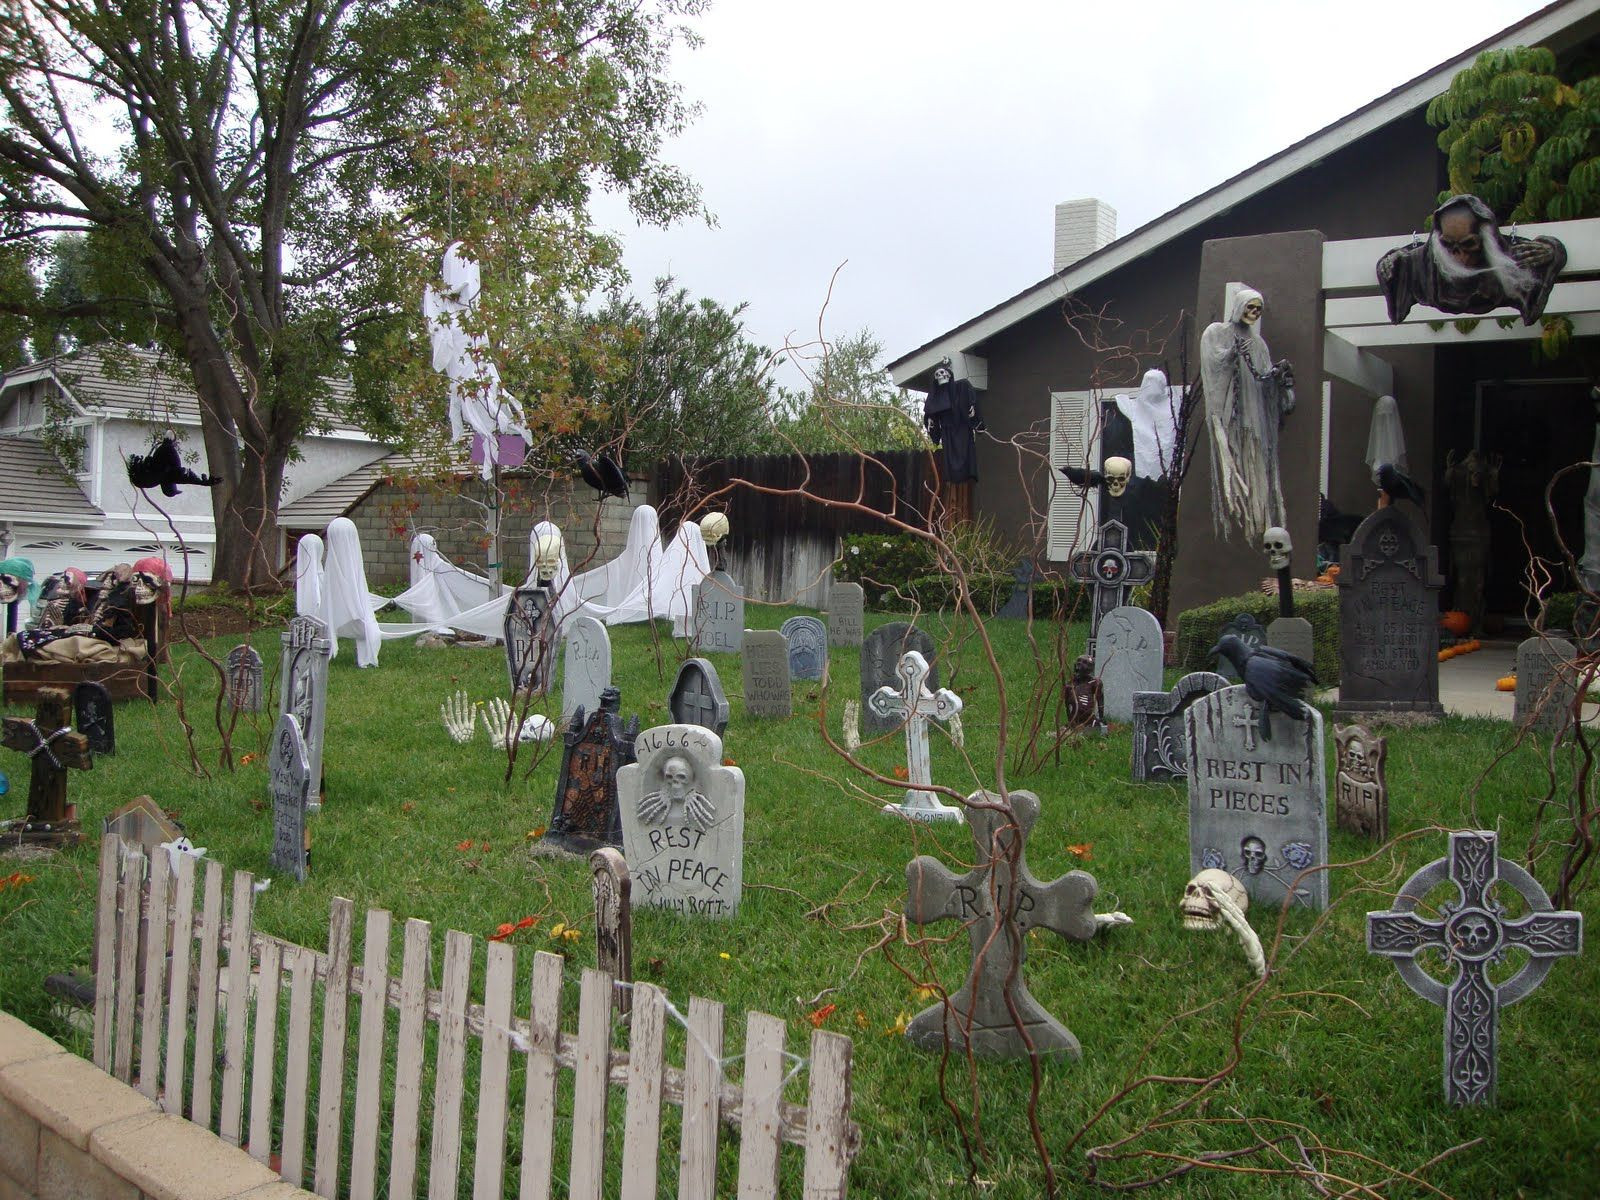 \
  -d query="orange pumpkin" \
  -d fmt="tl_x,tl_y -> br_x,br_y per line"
1496,675 -> 1517,692
1440,611 -> 1472,637
1439,648 -> 1456,661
